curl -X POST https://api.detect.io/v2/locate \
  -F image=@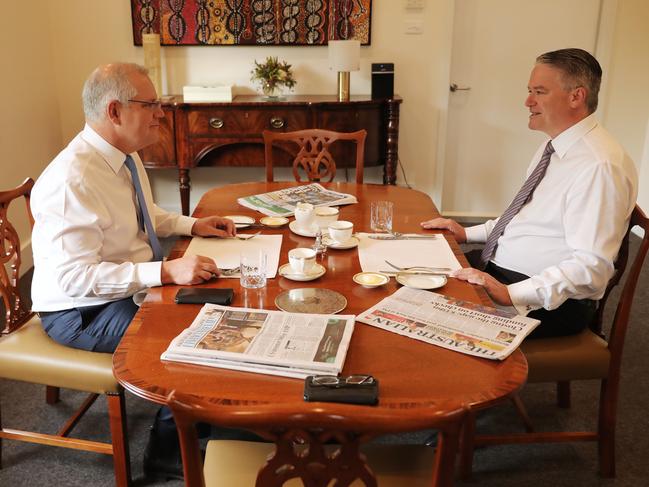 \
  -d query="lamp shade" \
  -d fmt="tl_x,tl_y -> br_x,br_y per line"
328,40 -> 360,72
